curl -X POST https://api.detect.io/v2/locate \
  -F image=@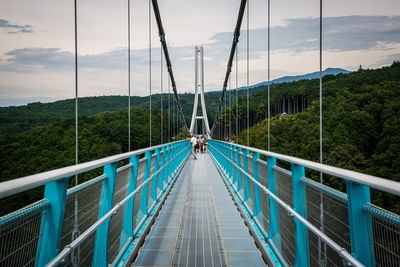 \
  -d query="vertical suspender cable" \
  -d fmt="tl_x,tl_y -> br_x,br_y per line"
168,66 -> 170,142
72,0 -> 80,265
149,0 -> 152,146
161,46 -> 163,144
229,75 -> 231,139
267,0 -> 270,151
235,48 -> 238,142
128,0 -> 131,151
224,85 -> 227,140
319,0 -> 327,266
246,0 -> 250,146
319,0 -> 323,183
74,0 -> 78,188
